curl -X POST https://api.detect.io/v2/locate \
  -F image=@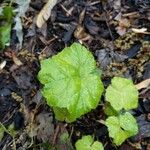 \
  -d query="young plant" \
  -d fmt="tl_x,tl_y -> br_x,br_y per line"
105,77 -> 139,146
38,43 -> 139,147
75,135 -> 104,150
38,43 -> 104,122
